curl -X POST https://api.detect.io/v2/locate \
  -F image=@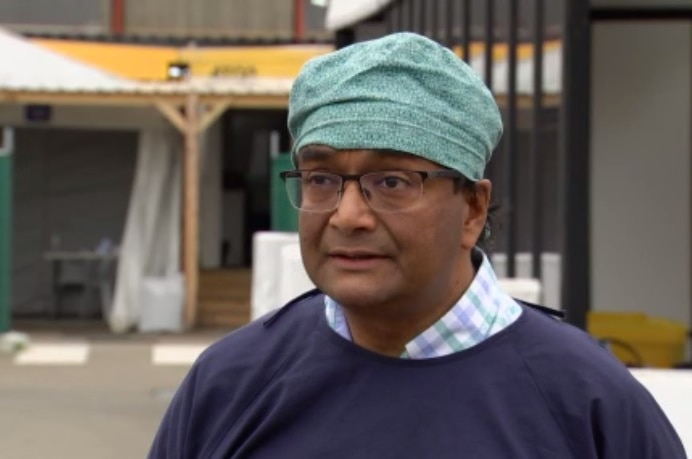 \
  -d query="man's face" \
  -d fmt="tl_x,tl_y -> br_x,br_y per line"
297,146 -> 489,315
